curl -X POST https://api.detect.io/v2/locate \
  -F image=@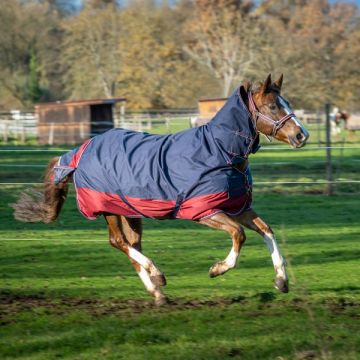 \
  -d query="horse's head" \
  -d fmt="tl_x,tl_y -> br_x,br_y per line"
335,110 -> 349,124
248,74 -> 309,148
